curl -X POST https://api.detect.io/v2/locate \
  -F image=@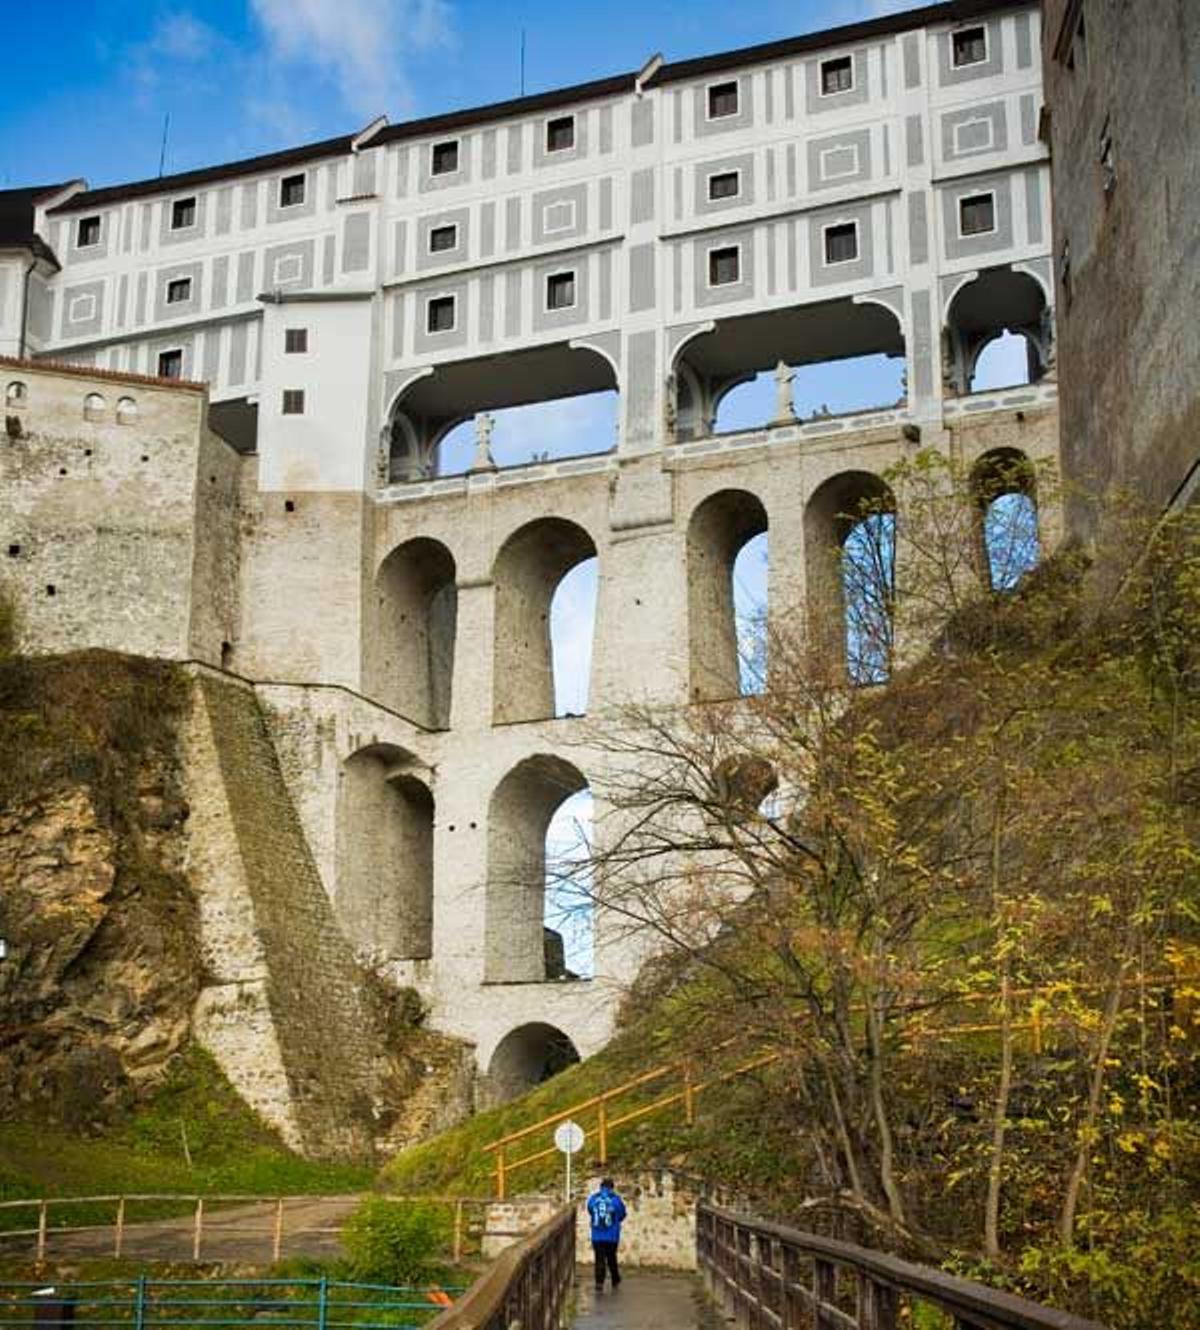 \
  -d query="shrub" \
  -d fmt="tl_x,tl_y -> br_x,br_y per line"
341,1197 -> 450,1286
